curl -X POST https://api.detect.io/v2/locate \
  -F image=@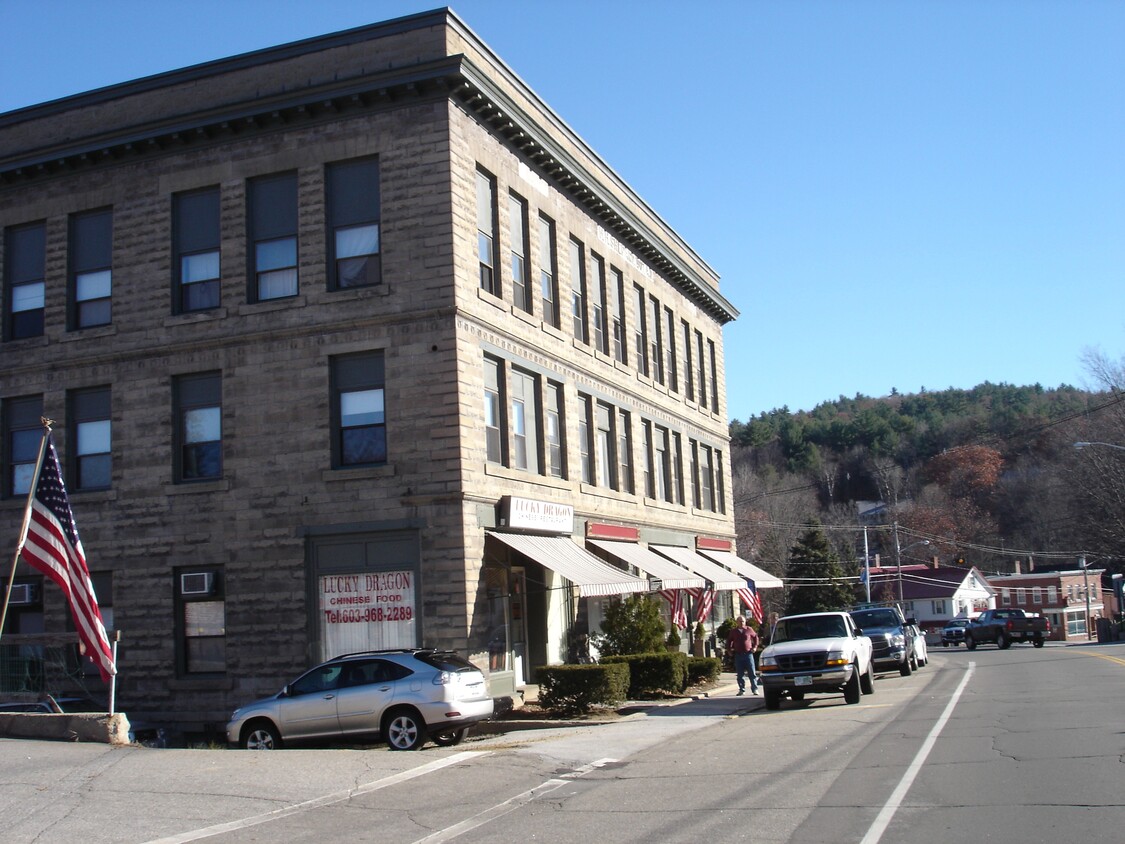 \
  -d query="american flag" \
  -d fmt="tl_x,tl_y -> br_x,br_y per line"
689,587 -> 715,625
660,589 -> 688,629
19,435 -> 116,682
737,579 -> 764,625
